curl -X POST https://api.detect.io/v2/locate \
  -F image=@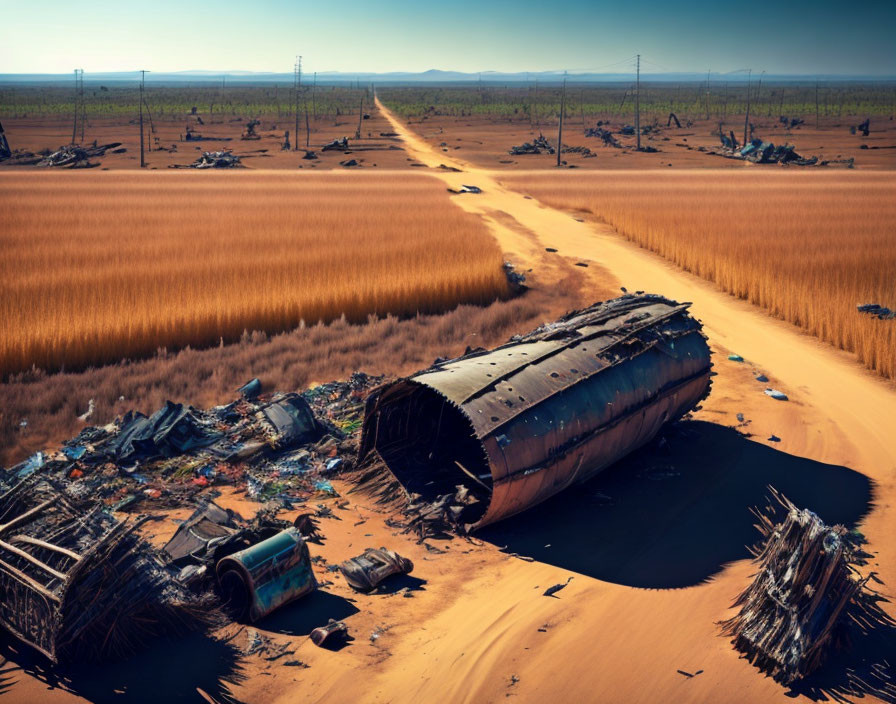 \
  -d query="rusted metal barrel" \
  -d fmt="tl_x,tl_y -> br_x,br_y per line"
216,527 -> 317,622
358,294 -> 712,530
